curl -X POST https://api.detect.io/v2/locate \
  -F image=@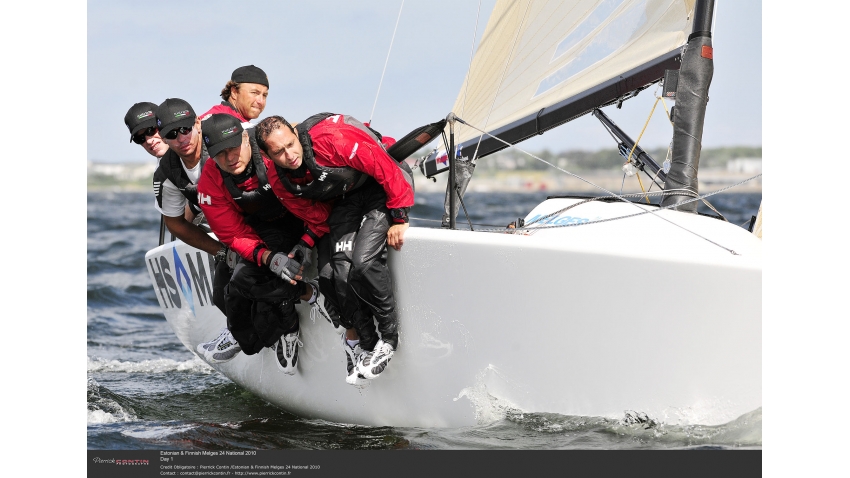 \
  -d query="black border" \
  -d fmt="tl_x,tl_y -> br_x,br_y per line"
88,449 -> 761,478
